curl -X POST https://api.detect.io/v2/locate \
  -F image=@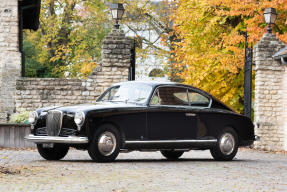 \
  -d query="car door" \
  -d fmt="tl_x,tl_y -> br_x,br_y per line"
147,86 -> 197,140
186,88 -> 212,138
97,84 -> 149,141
